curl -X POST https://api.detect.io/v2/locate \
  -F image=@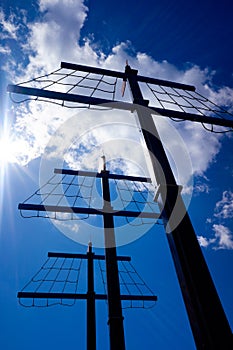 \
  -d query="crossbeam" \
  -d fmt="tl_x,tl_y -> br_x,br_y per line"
149,106 -> 233,128
17,291 -> 157,302
47,252 -> 131,261
54,168 -> 151,183
7,84 -> 233,128
7,84 -> 132,110
60,61 -> 196,91
18,203 -> 160,219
